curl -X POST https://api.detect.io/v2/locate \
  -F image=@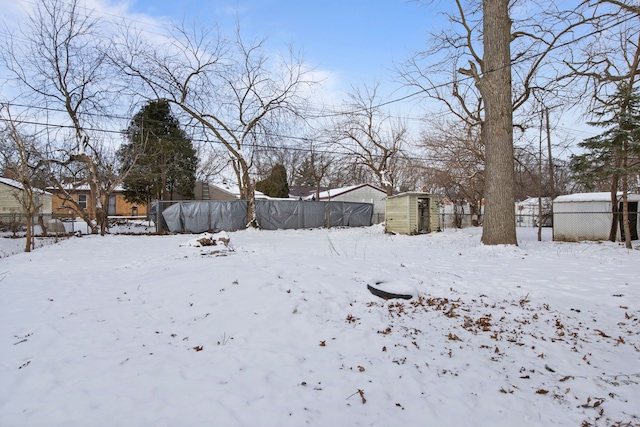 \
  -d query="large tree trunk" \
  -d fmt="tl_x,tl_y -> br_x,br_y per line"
479,0 -> 517,245
235,158 -> 258,228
